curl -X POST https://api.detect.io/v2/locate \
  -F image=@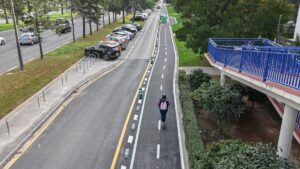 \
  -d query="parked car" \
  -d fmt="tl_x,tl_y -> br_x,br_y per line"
19,32 -> 40,45
85,42 -> 121,60
112,31 -> 134,40
0,37 -> 5,45
114,26 -> 137,35
105,36 -> 128,50
125,23 -> 142,31
130,15 -> 145,22
56,24 -> 72,34
55,18 -> 70,26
